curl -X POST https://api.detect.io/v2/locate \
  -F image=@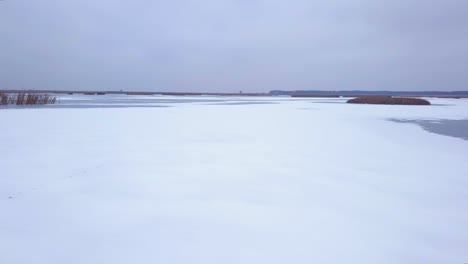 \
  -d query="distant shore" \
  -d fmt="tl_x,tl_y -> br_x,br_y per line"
0,90 -> 268,97
1,89 -> 468,98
